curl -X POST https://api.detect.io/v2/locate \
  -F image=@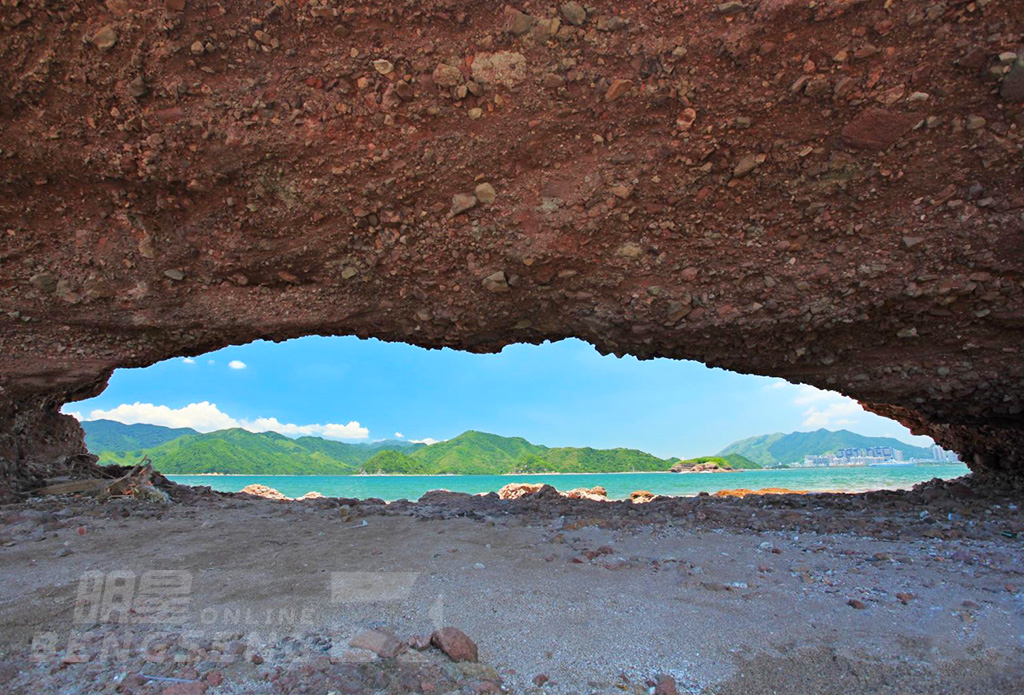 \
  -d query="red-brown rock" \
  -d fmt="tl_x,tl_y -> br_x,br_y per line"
841,109 -> 920,151
430,627 -> 479,662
